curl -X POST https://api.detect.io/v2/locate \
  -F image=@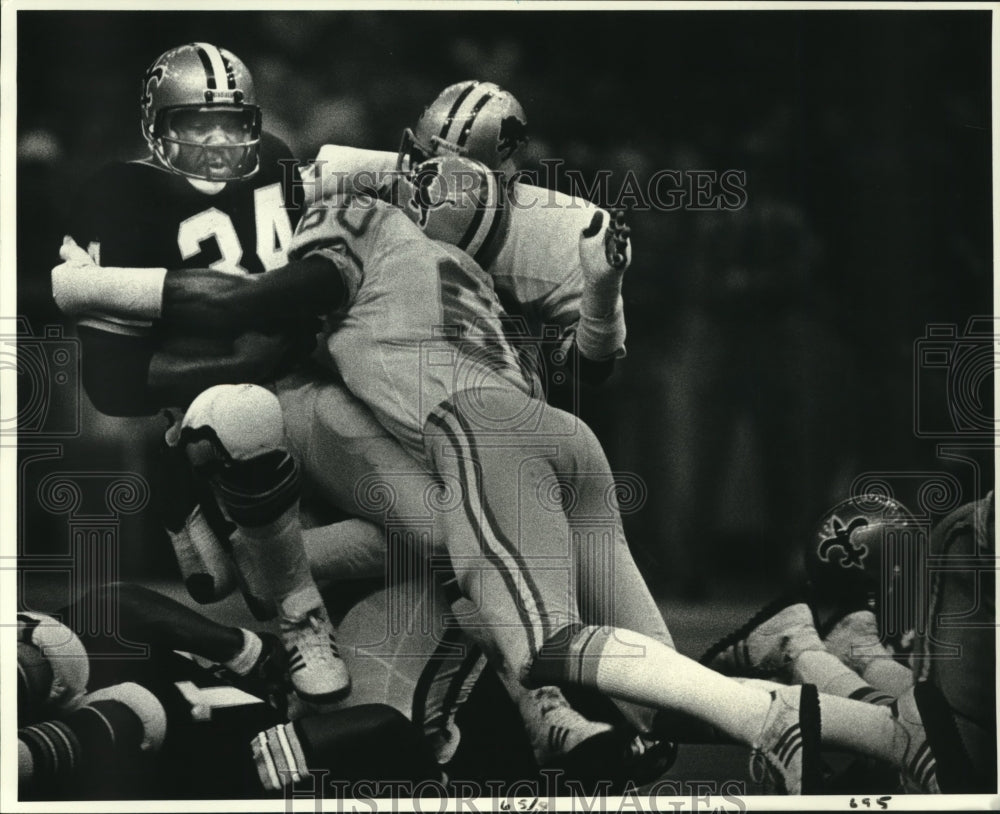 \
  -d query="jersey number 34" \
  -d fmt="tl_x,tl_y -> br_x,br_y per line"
177,184 -> 292,275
